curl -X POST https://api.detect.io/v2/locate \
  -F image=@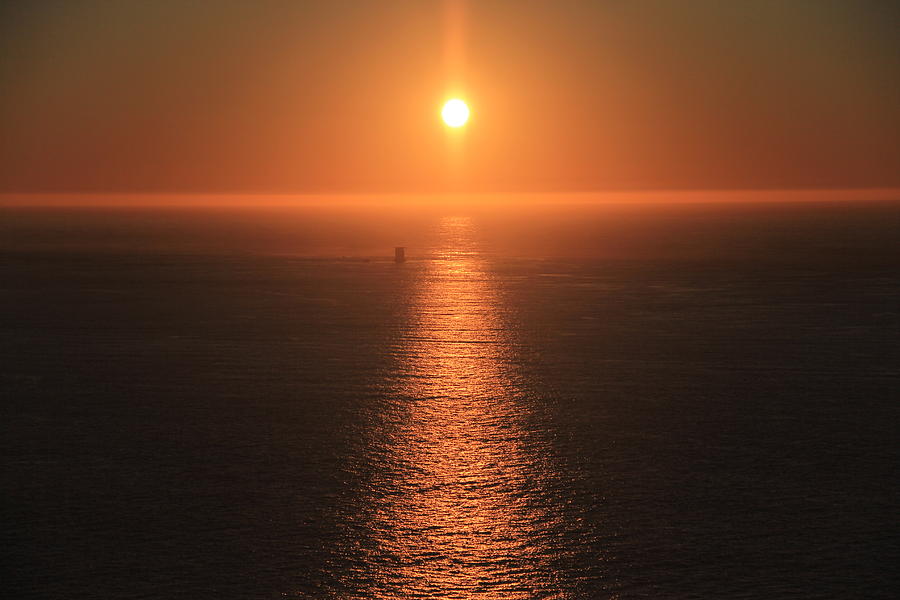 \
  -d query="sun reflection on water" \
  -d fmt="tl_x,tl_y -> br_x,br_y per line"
357,216 -> 567,598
